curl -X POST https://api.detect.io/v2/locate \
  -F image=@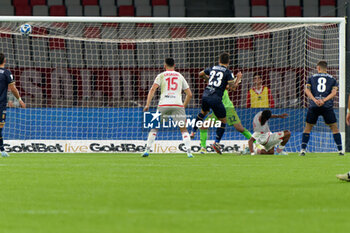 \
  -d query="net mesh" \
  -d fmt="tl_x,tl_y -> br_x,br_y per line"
0,20 -> 341,152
